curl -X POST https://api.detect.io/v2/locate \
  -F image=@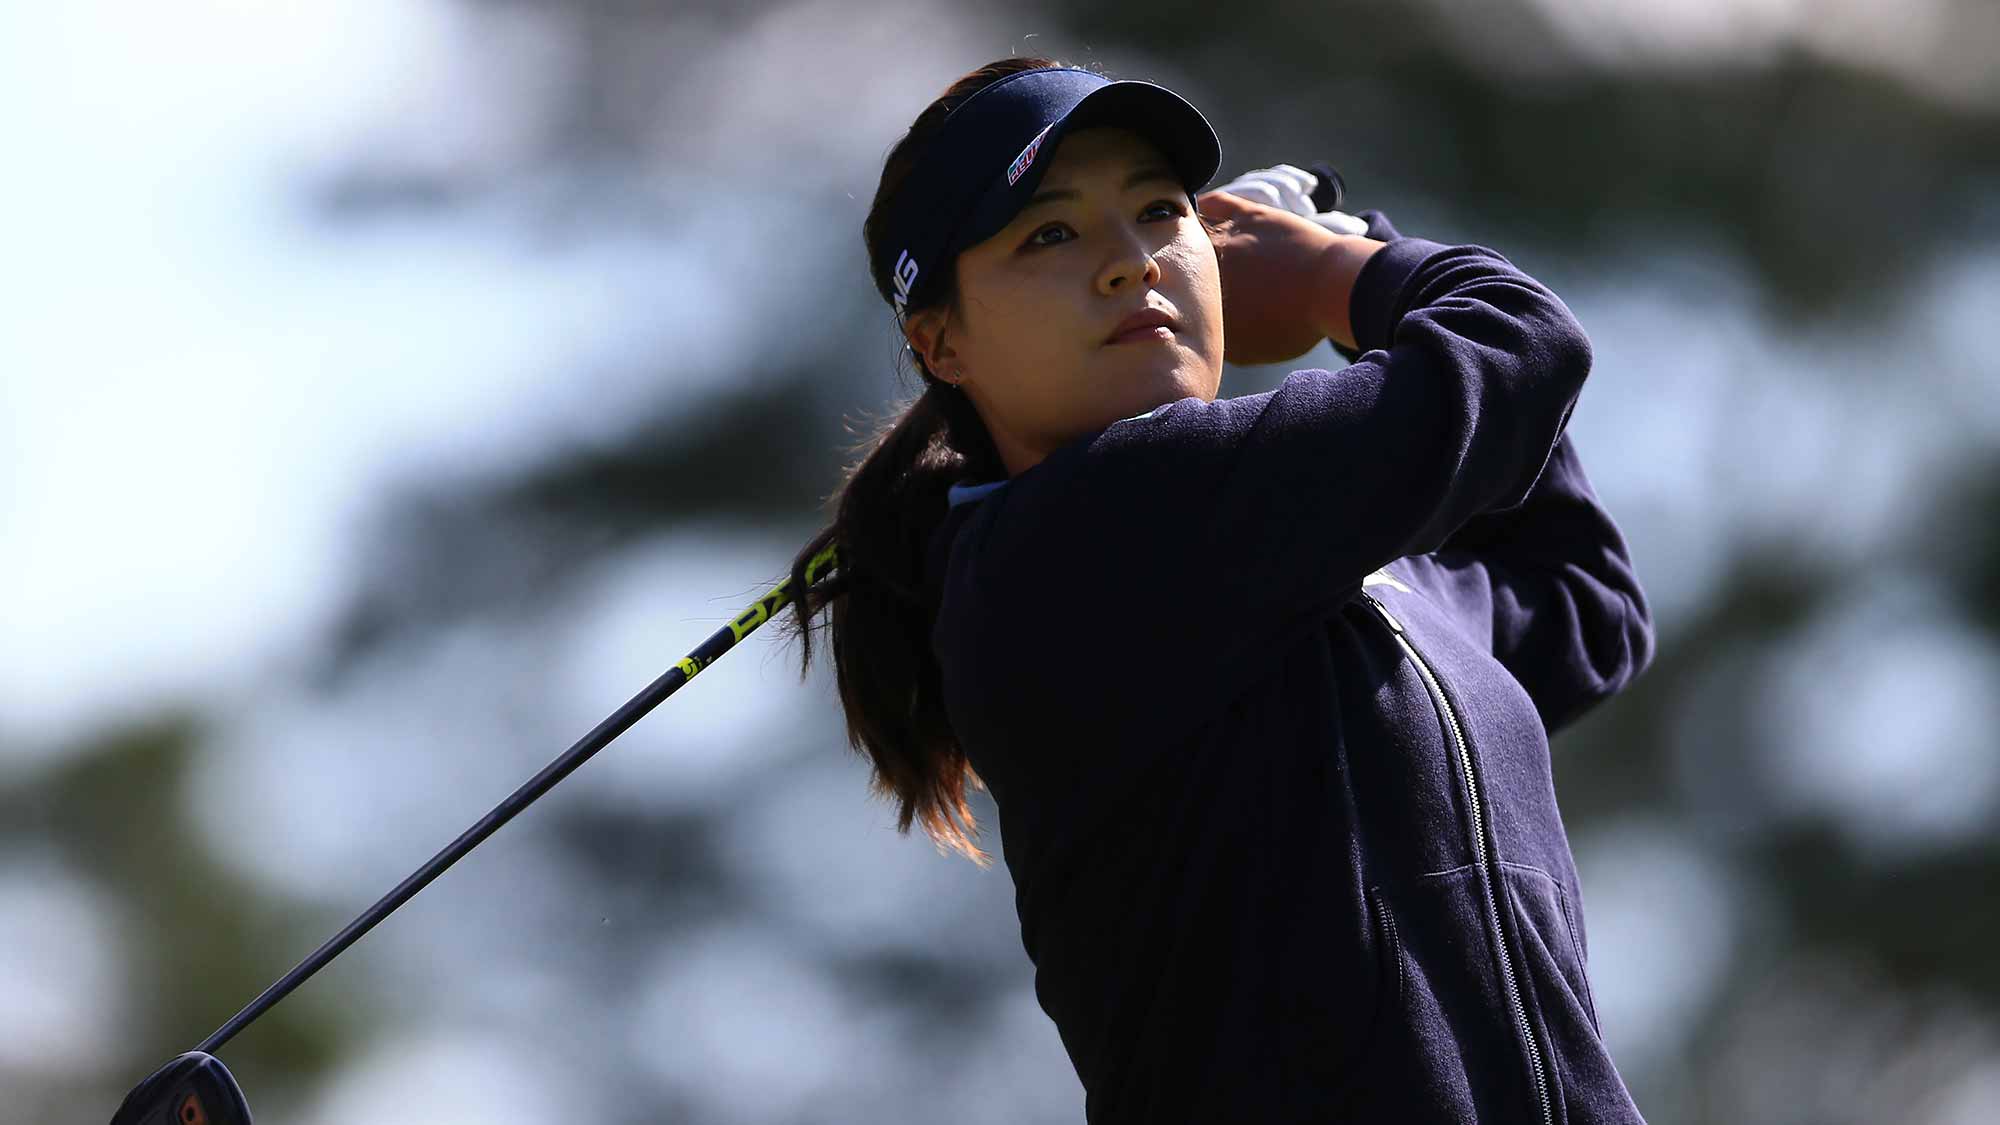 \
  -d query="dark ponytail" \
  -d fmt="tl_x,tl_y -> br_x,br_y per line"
775,56 -> 1073,867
